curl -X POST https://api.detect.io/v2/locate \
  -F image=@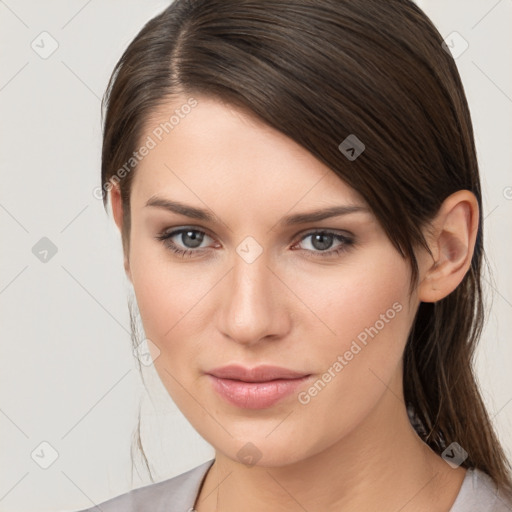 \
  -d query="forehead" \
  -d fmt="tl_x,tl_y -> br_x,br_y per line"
131,95 -> 366,215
